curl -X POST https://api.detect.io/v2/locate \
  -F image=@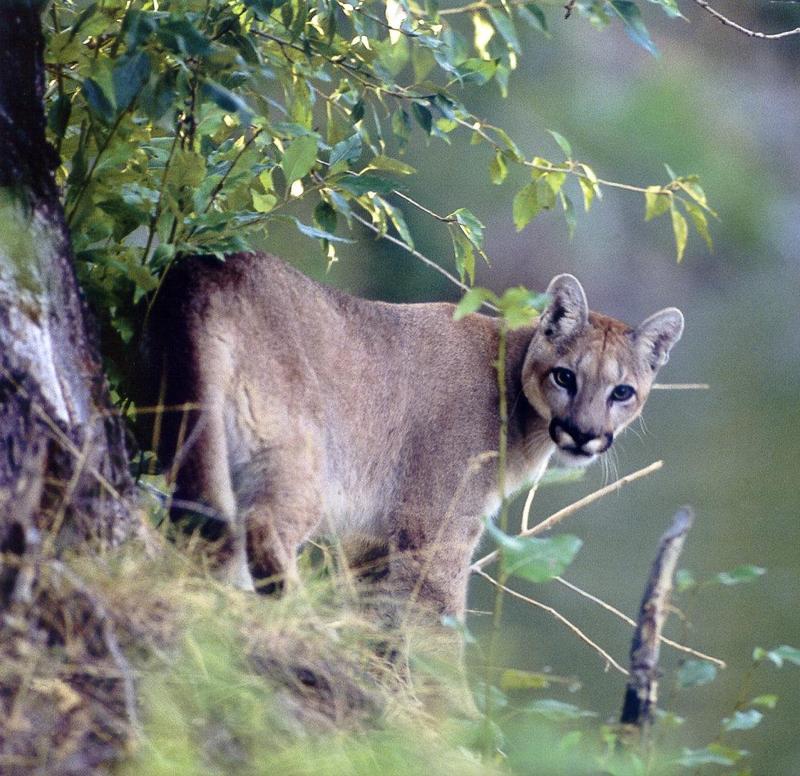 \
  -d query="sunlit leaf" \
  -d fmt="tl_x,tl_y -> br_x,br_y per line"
513,182 -> 541,231
499,669 -> 553,691
671,203 -> 688,262
750,694 -> 778,709
281,135 -> 319,185
644,186 -> 671,221
683,199 -> 714,251
454,287 -> 496,320
489,150 -> 507,185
